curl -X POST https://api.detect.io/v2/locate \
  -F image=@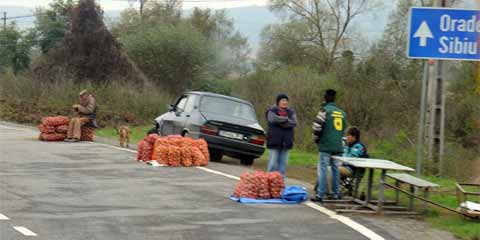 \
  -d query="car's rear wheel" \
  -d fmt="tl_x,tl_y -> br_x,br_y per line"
240,157 -> 254,166
209,149 -> 223,162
